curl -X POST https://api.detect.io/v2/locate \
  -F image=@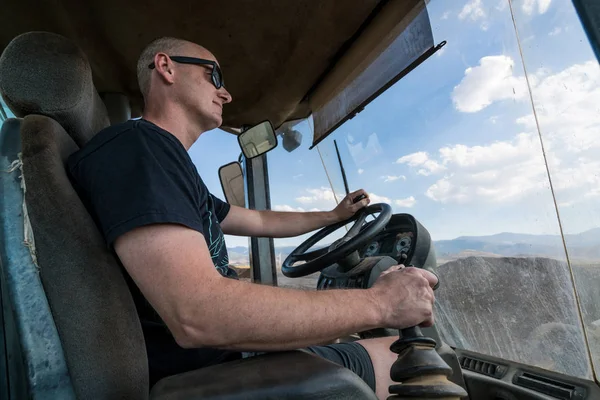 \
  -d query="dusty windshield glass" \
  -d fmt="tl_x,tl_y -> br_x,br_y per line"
510,0 -> 600,380
312,0 -> 596,380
